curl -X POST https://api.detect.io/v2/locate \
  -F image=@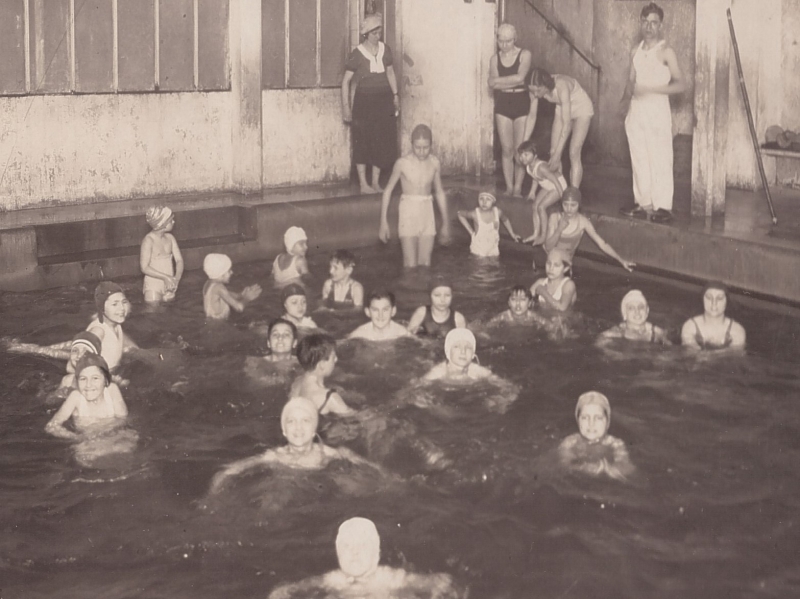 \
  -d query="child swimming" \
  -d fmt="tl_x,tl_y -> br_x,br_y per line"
530,248 -> 576,312
407,278 -> 467,338
281,283 -> 319,329
457,191 -> 521,257
139,206 -> 184,304
87,282 -> 139,371
268,516 -> 461,599
558,391 -> 634,481
423,328 -> 492,381
379,124 -> 451,268
263,318 -> 299,363
321,250 -> 365,309
680,282 -> 746,350
517,140 -> 567,247
45,354 -> 128,441
348,289 -> 411,341
290,334 -> 355,416
597,289 -> 670,345
488,285 -> 549,326
208,397 -> 373,493
273,226 -> 310,285
202,253 -> 262,321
